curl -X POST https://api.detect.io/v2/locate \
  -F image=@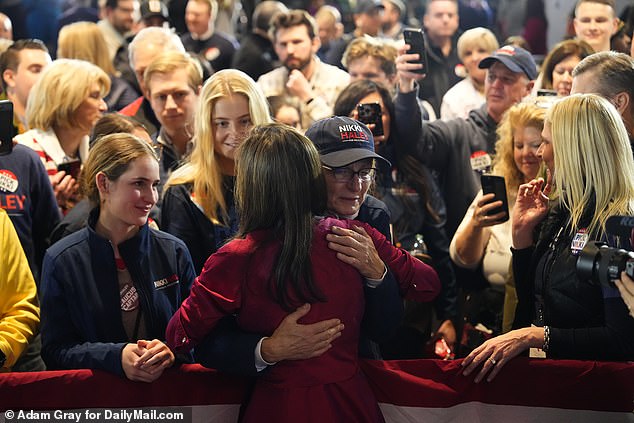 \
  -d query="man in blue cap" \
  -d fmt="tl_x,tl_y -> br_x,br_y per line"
394,44 -> 536,236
